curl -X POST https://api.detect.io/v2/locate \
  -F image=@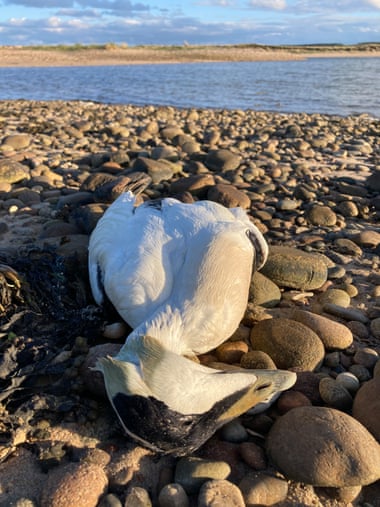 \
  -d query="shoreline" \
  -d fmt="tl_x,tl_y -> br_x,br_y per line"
0,99 -> 379,506
1,44 -> 380,67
